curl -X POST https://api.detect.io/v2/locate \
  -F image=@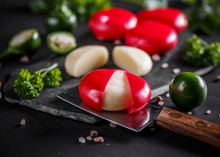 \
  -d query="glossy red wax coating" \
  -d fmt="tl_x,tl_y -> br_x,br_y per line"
79,69 -> 115,111
88,7 -> 137,41
137,8 -> 188,33
79,69 -> 151,114
125,72 -> 151,114
125,21 -> 178,55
